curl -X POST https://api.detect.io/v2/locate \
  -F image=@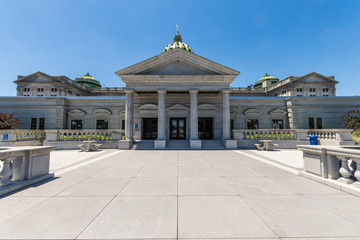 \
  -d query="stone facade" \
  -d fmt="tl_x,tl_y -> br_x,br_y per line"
1,32 -> 360,142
